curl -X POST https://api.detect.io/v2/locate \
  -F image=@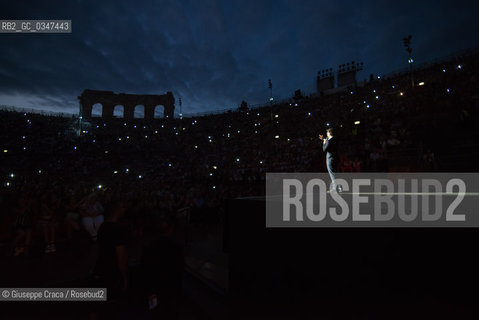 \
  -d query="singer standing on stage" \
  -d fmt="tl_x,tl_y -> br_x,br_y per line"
319,128 -> 340,192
